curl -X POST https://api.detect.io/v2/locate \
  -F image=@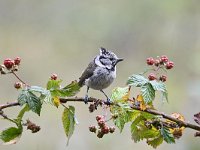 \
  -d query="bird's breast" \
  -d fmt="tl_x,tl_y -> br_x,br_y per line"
85,67 -> 116,90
